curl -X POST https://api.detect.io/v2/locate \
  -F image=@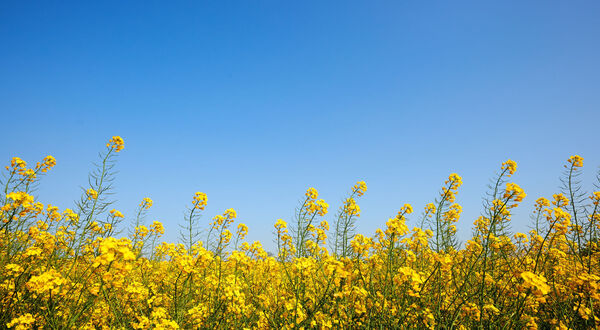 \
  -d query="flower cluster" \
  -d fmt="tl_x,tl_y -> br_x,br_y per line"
86,188 -> 98,200
139,197 -> 153,209
568,154 -> 584,168
1,141 -> 599,330
305,187 -> 318,199
307,198 -> 329,216
502,159 -> 517,176
442,173 -> 462,203
353,180 -> 368,197
106,136 -> 125,152
109,209 -> 124,218
192,192 -> 208,210
504,182 -> 526,203
343,197 -> 361,216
